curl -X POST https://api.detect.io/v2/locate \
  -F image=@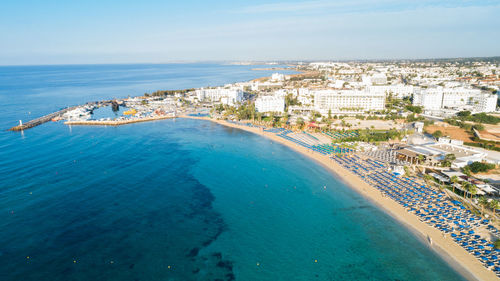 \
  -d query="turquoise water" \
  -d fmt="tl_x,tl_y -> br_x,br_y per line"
0,64 -> 466,280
